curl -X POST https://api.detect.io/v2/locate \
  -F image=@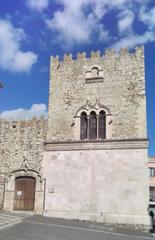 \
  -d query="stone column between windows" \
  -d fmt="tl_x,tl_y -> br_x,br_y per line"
96,115 -> 99,139
87,116 -> 89,139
